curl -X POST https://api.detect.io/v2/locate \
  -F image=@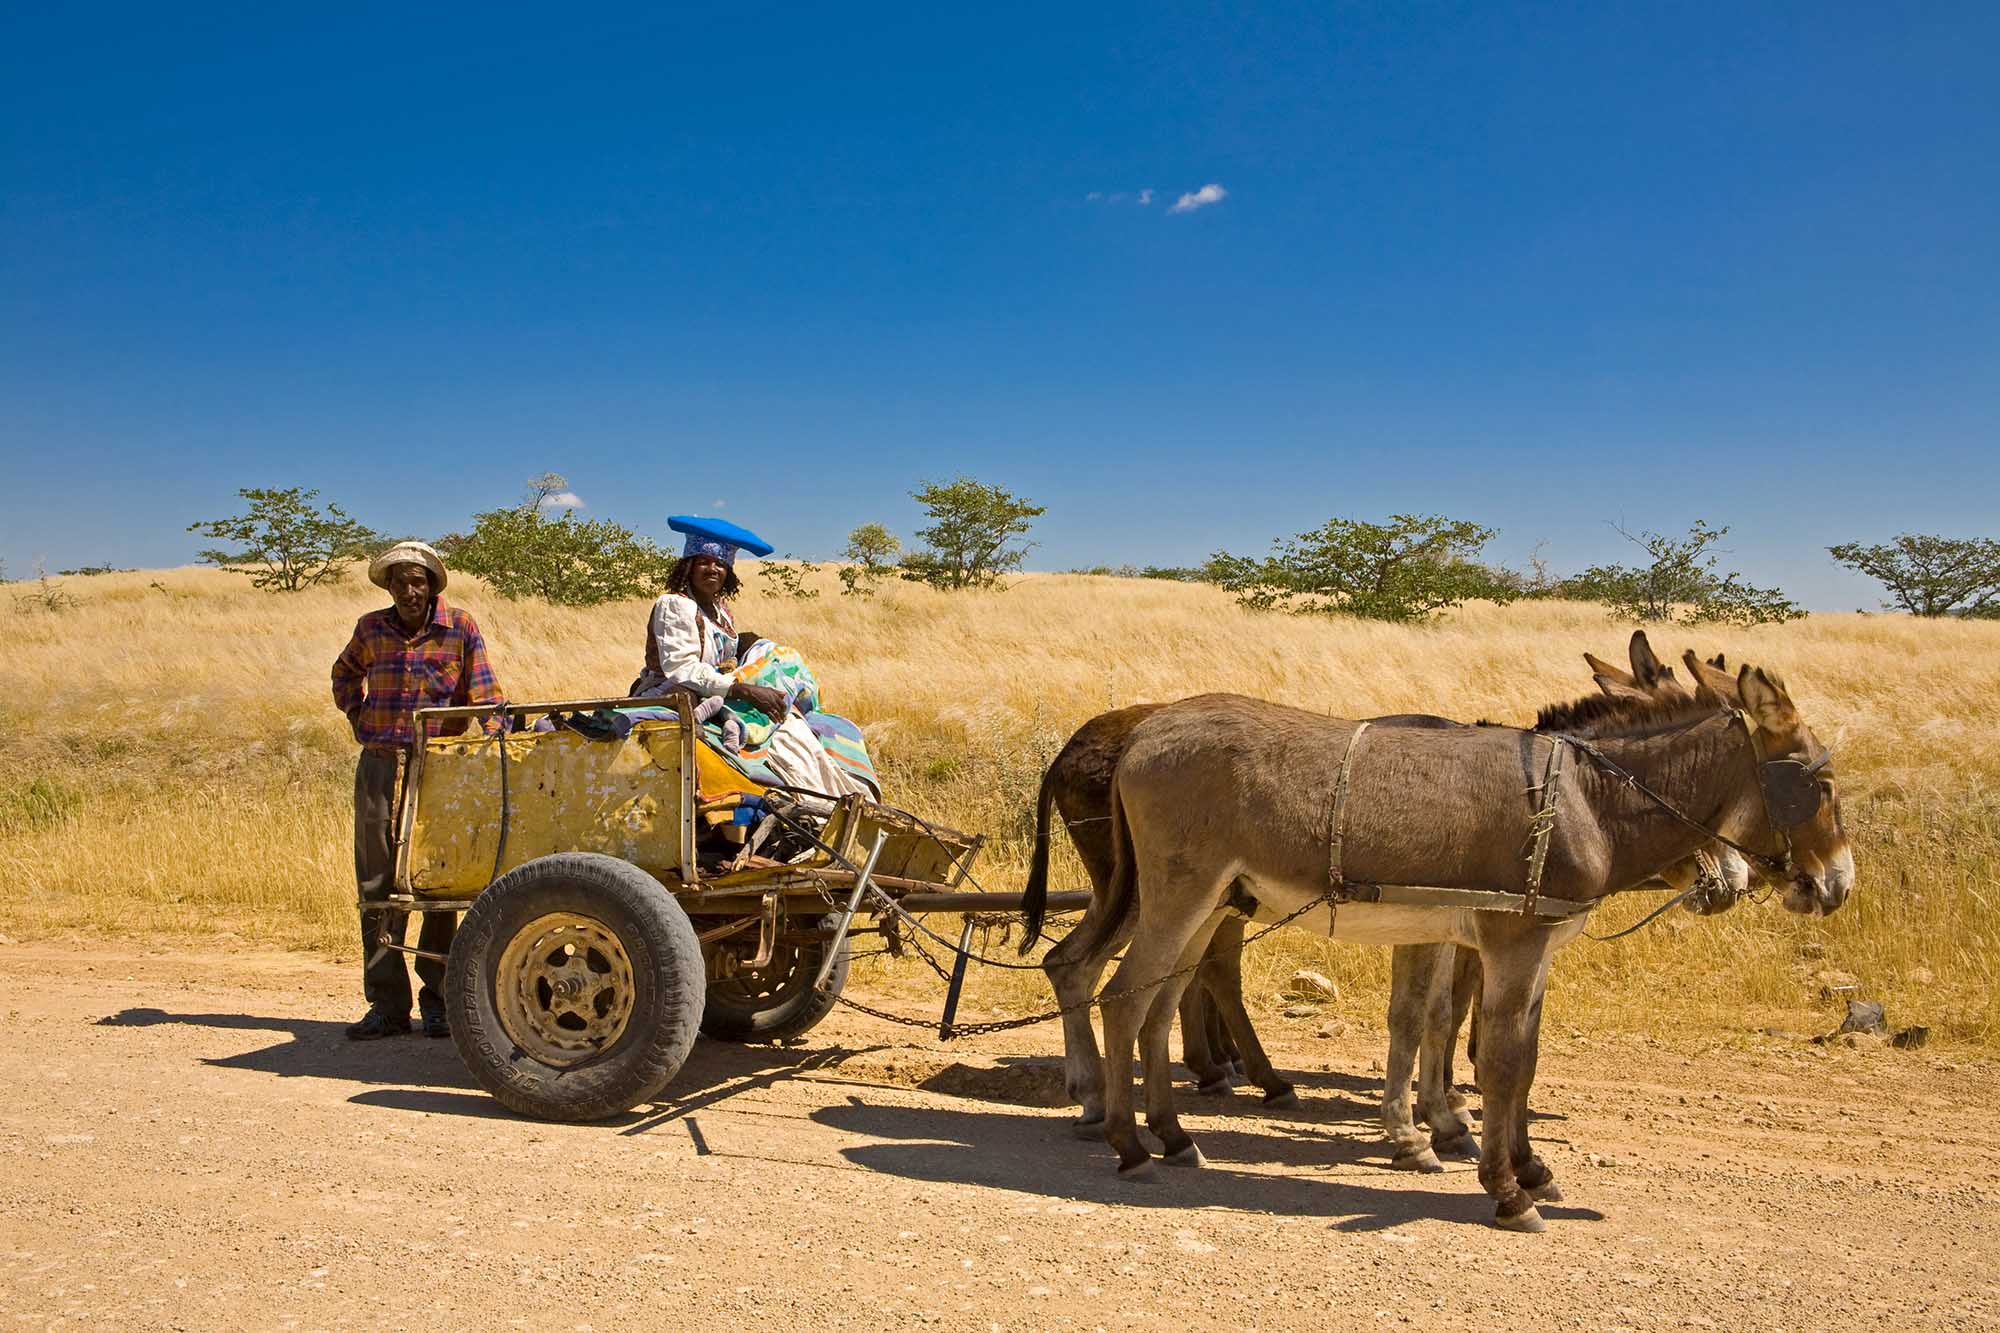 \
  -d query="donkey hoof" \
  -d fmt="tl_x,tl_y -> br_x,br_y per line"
1493,1205 -> 1547,1234
1434,1134 -> 1479,1161
1163,1144 -> 1206,1168
1527,1179 -> 1564,1203
1196,1076 -> 1233,1096
1262,1087 -> 1299,1109
1069,1116 -> 1107,1141
1116,1155 -> 1157,1181
1391,1147 -> 1444,1173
